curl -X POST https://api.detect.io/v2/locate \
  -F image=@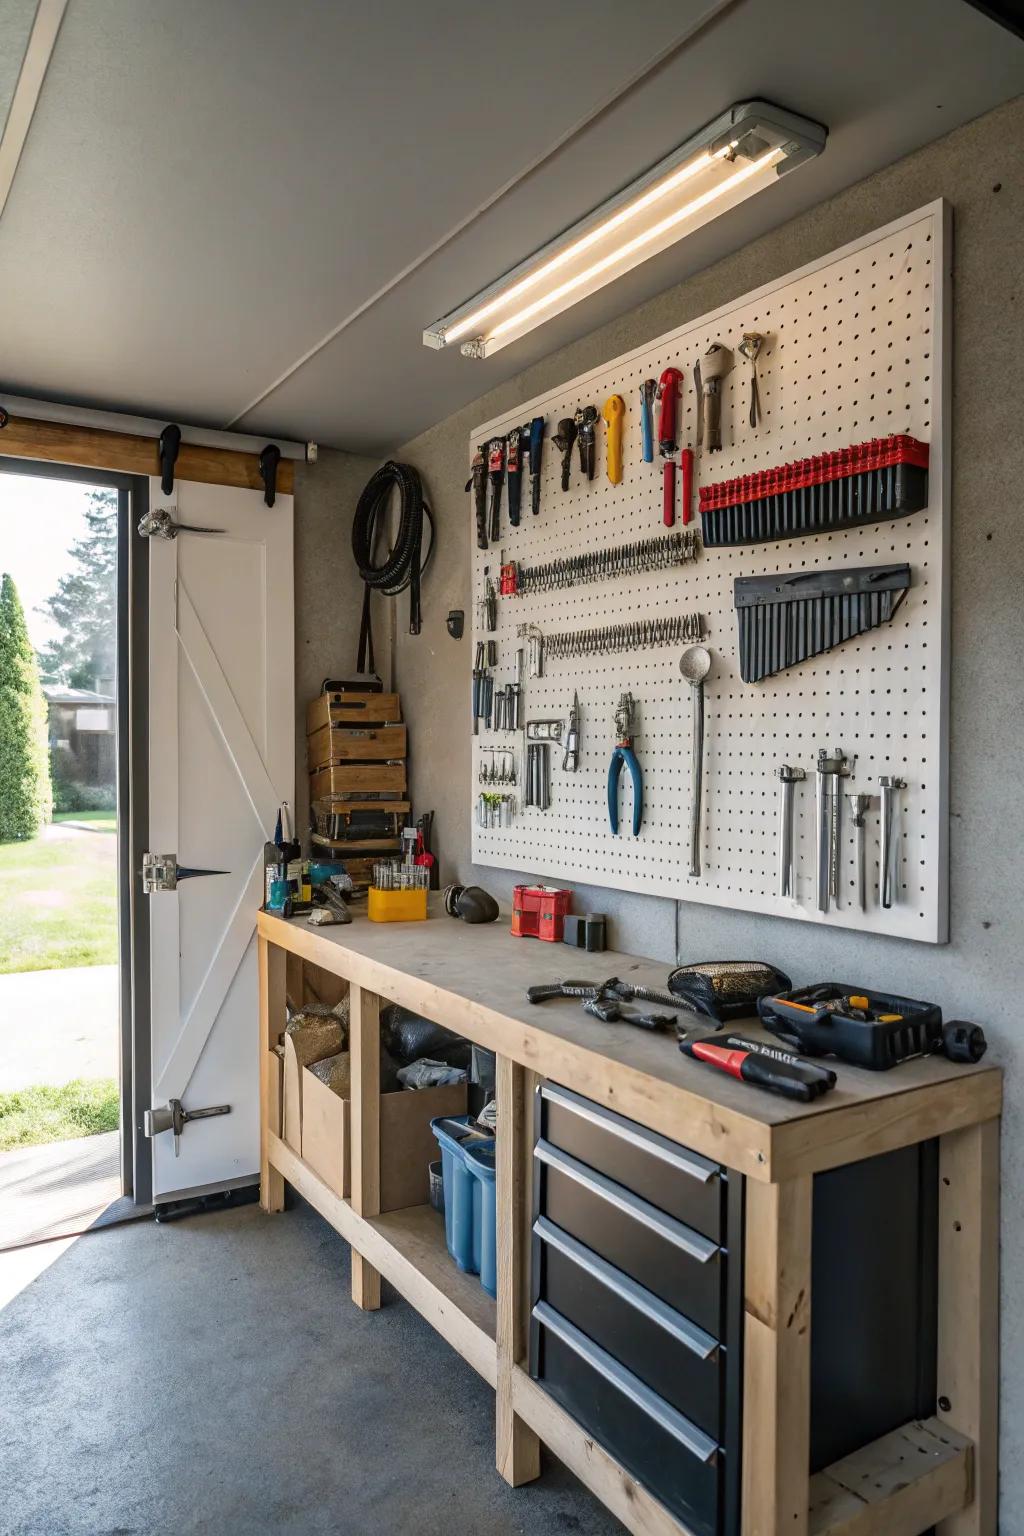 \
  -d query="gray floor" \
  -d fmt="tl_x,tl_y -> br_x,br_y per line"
0,1198 -> 626,1535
